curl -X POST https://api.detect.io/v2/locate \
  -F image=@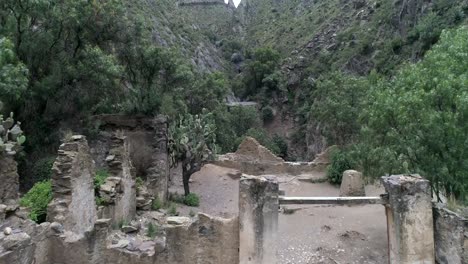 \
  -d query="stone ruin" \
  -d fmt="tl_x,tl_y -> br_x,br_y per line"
1,122 -> 468,263
0,134 -> 239,264
89,114 -> 170,204
214,137 -> 331,176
